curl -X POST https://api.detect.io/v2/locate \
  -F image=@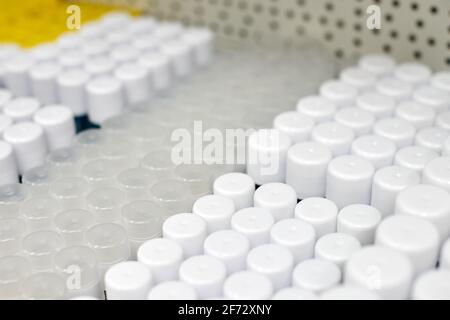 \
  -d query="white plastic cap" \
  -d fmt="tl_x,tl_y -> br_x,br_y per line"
345,246 -> 413,300
326,155 -> 375,209
375,214 -> 440,275
413,85 -> 450,113
162,213 -> 207,257
340,66 -> 376,91
311,122 -> 355,156
110,46 -> 139,65
0,115 -> 12,140
86,76 -> 124,125
296,96 -> 337,123
33,105 -> 75,151
0,89 -> 12,110
114,62 -> 151,106
247,129 -> 292,185
314,233 -> 361,270
137,238 -> 183,284
272,287 -> 318,300
358,54 -> 396,76
57,69 -> 91,116
29,62 -> 61,104
286,142 -> 332,199
334,107 -> 375,137
3,97 -> 40,123
270,218 -> 316,264
137,52 -> 172,92
319,80 -> 357,108
394,146 -> 439,174
376,77 -> 413,102
321,285 -> 380,300
3,122 -> 47,174
204,229 -> 250,274
373,118 -> 416,149
423,157 -> 450,192
415,127 -> 449,154
213,172 -> 255,210
231,207 -> 274,248
337,204 -> 381,245
223,271 -> 273,300
395,101 -> 436,130
246,243 -> 294,290
3,54 -> 34,96
356,92 -> 396,119
193,195 -> 236,232
351,135 -> 397,170
147,281 -> 198,300
178,255 -> 227,299
254,182 -> 297,221
160,41 -> 193,79
394,62 -> 432,86
292,259 -> 341,293
371,166 -> 420,218
0,141 -> 19,185
84,56 -> 115,78
436,111 -> 450,131
431,71 -> 450,92
295,197 -> 338,238
412,270 -> 450,300
273,111 -> 315,143
182,28 -> 214,67
104,261 -> 153,300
